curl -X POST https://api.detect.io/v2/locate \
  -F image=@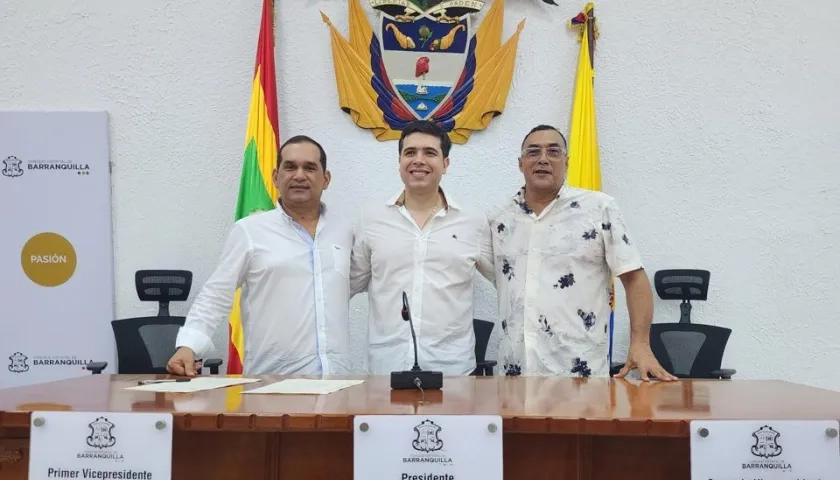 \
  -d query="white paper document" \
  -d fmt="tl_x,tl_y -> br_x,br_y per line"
124,376 -> 261,393
243,379 -> 365,395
